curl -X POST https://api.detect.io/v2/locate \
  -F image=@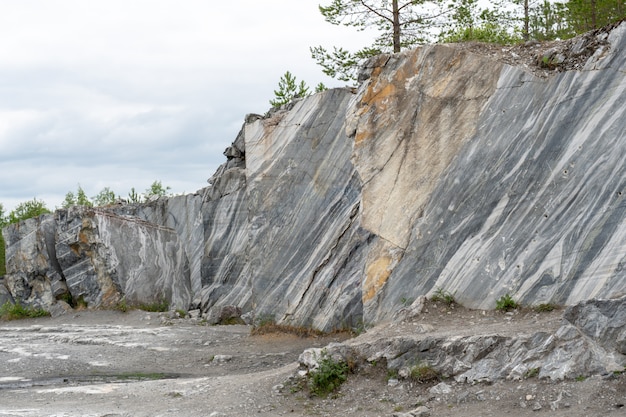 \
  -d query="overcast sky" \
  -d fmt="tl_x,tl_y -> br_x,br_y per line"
0,0 -> 377,213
